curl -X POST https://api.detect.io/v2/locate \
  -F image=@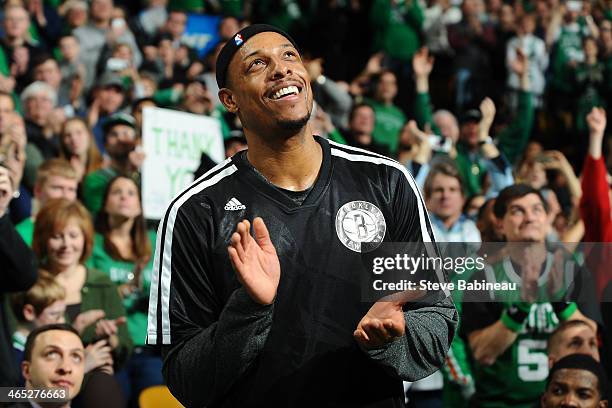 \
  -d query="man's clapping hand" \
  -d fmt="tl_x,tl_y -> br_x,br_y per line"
228,218 -> 281,305
354,300 -> 406,350
354,289 -> 427,350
